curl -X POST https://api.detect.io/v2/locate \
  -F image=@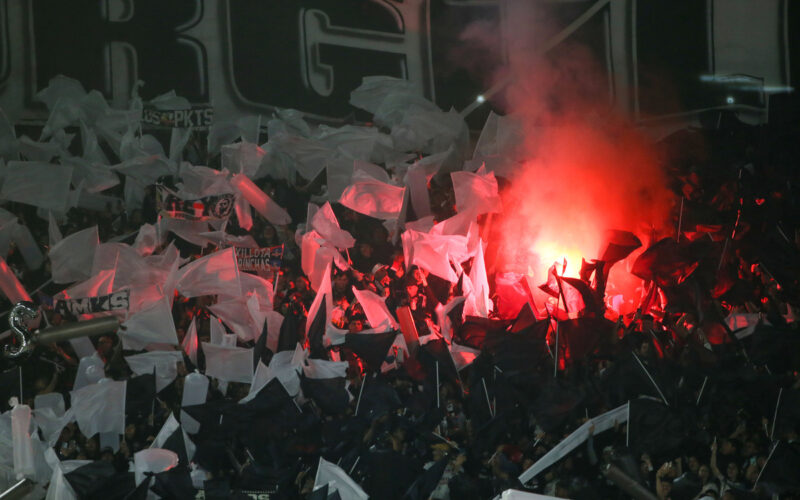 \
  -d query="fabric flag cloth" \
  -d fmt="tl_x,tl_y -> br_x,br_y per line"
0,161 -> 73,212
314,457 -> 369,500
150,413 -> 195,465
309,202 -> 356,249
301,358 -> 350,415
627,398 -> 687,456
73,354 -> 106,391
230,173 -> 291,226
726,312 -> 763,339
599,230 -> 642,264
631,238 -> 706,287
43,448 -> 91,500
209,295 -> 264,342
499,490 -> 562,500
181,318 -> 199,366
463,241 -> 492,318
301,230 -> 344,291
34,393 -> 65,417
756,441 -> 800,494
451,166 -> 501,216
119,297 -> 179,350
180,371 -> 208,435
208,315 -> 226,345
262,343 -> 306,397
351,286 -> 399,332
518,403 -> 629,483
449,342 -> 480,371
306,261 -> 333,338
404,458 -> 447,500
175,247 -> 241,298
48,212 -> 63,247
11,222 -> 45,270
0,257 -> 32,303
401,229 -> 466,283
69,378 -> 127,438
405,161 -> 434,219
48,225 -> 99,284
418,338 -> 460,386
201,343 -> 254,384
33,407 -> 74,447
345,332 -> 398,372
124,350 -> 184,392
338,173 -> 406,220
234,195 -> 254,231
133,448 -> 179,487
11,400 -> 36,480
